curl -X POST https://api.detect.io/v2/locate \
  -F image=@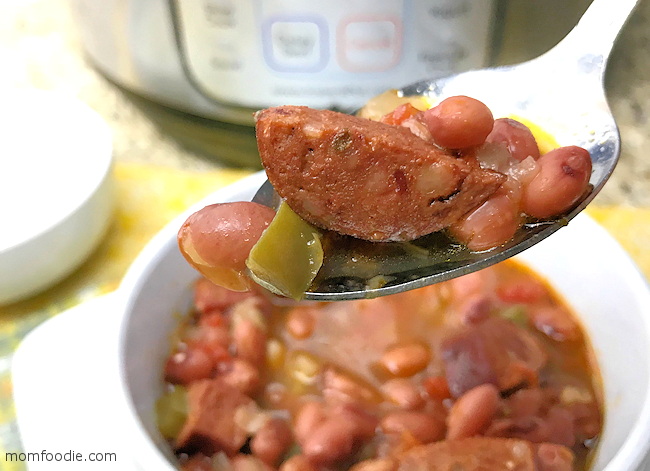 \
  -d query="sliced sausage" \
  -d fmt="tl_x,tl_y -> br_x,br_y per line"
255,106 -> 505,241
175,378 -> 253,456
